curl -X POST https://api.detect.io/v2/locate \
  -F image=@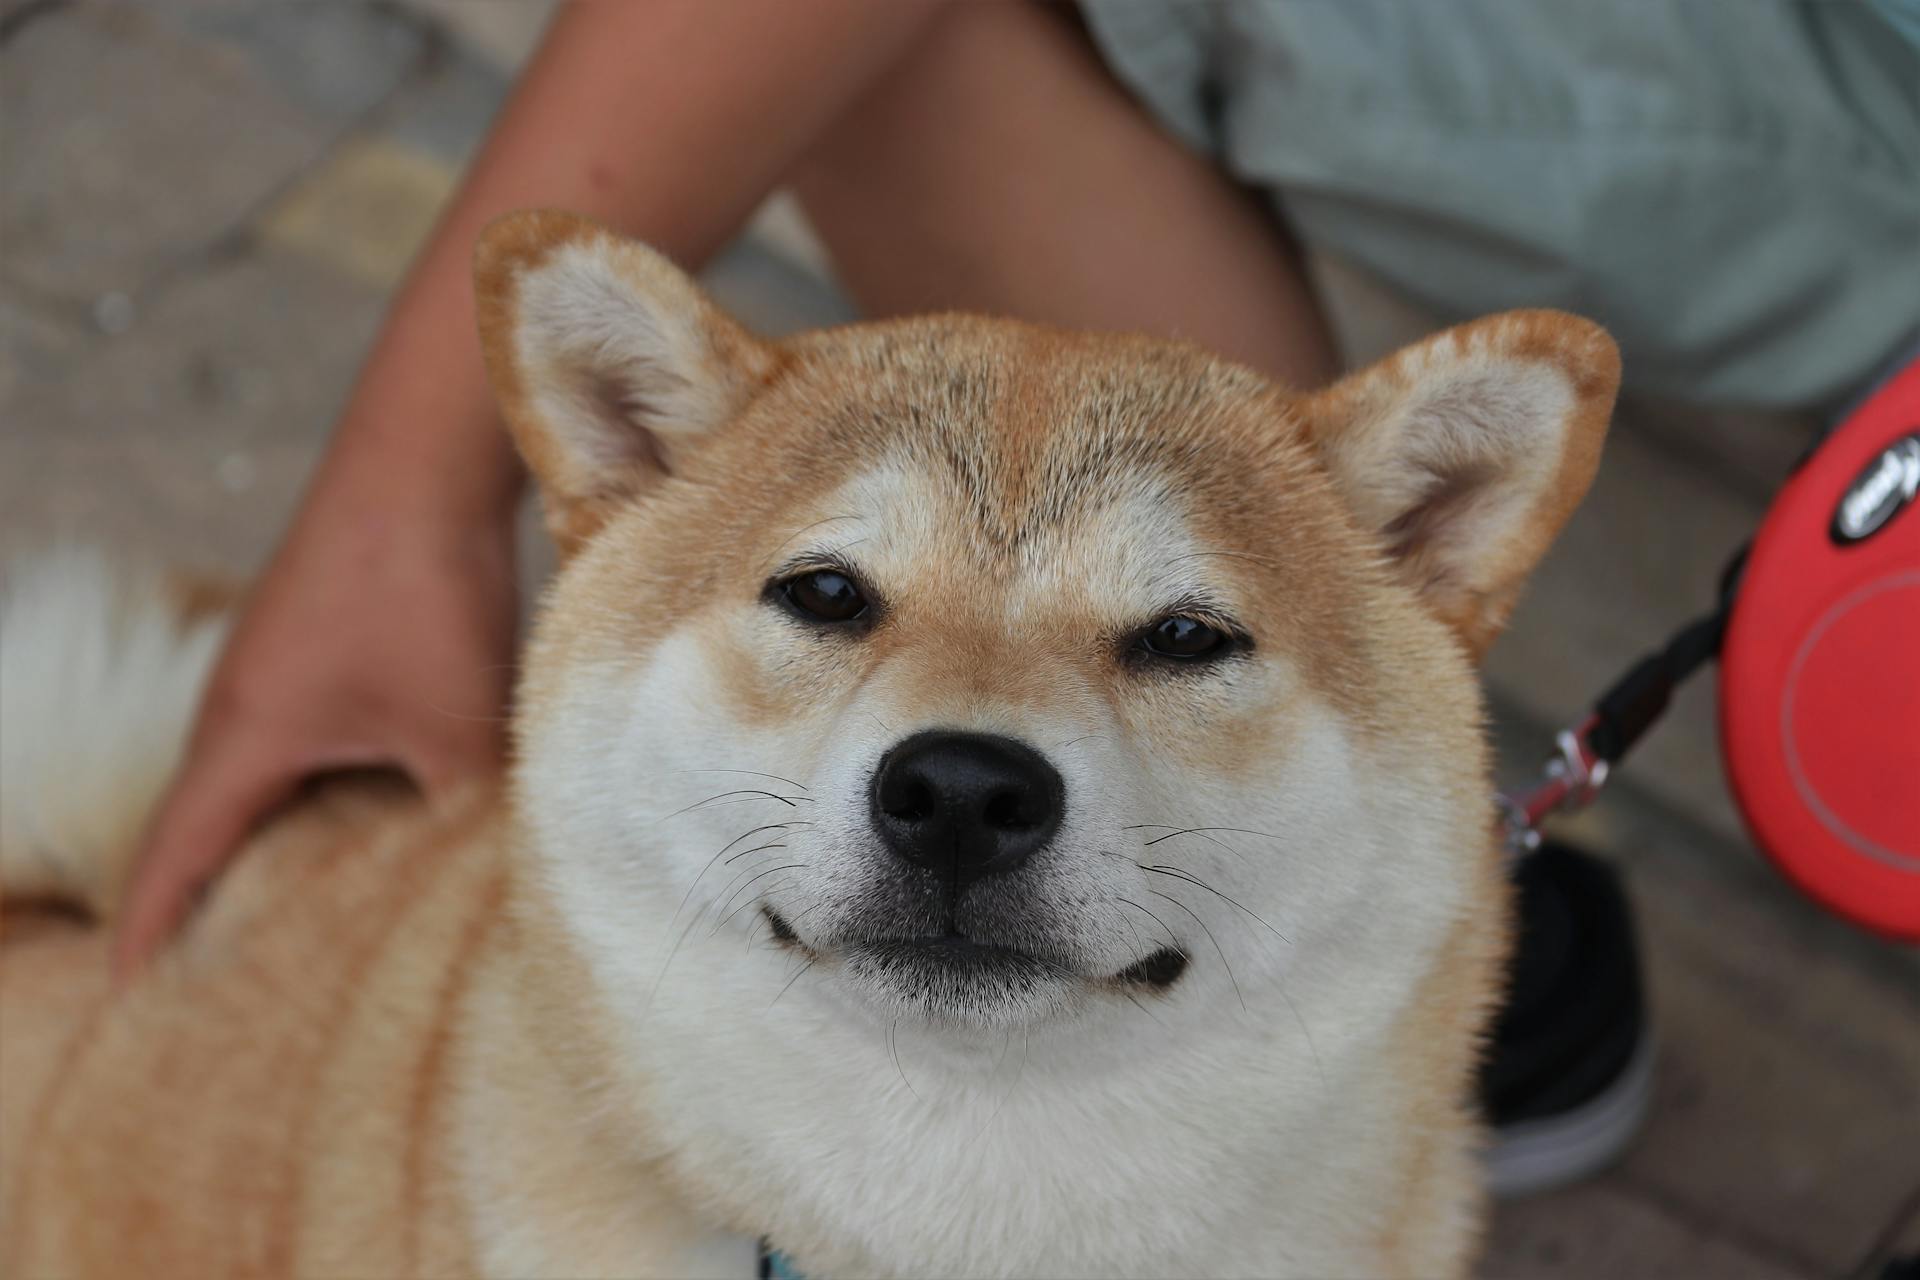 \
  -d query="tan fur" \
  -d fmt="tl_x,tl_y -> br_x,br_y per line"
1,213 -> 1616,1278
2,782 -> 493,1275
